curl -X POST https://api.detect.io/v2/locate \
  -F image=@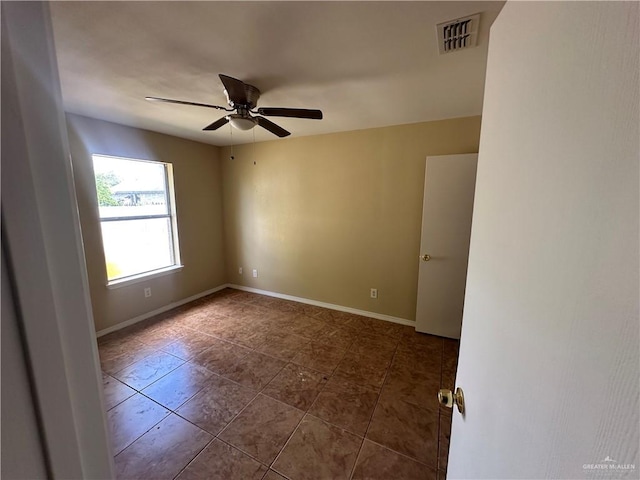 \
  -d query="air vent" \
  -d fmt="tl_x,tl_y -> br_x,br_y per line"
436,13 -> 480,54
